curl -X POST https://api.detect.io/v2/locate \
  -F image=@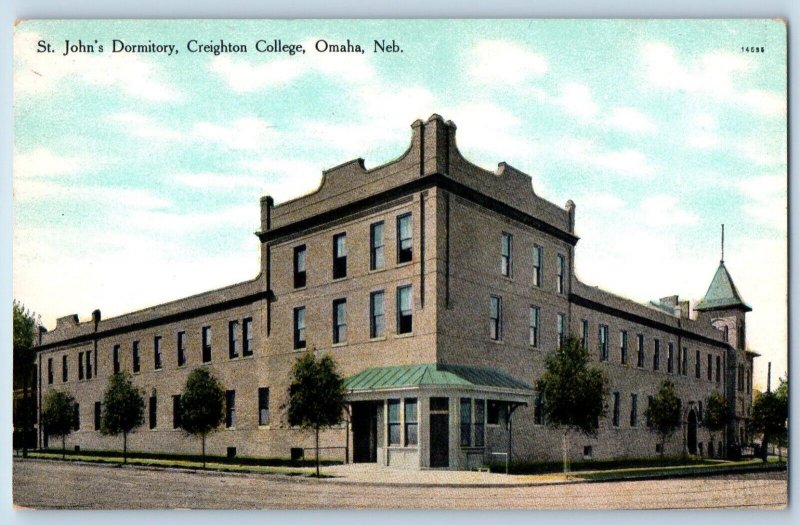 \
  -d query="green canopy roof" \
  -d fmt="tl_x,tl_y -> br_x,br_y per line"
695,261 -> 751,312
344,364 -> 533,392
